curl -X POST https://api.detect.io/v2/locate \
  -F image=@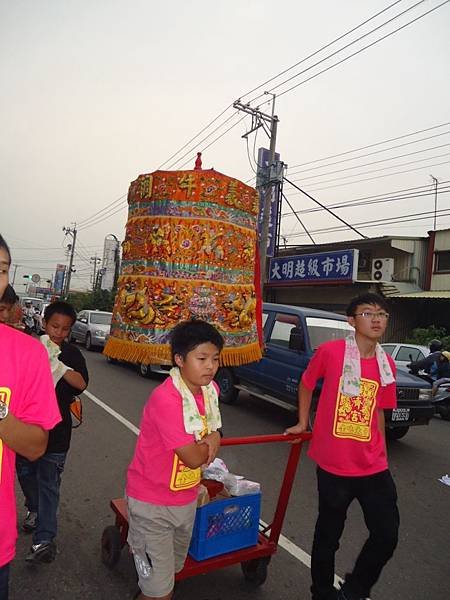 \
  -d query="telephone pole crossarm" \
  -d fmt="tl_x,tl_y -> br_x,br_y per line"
233,100 -> 278,125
